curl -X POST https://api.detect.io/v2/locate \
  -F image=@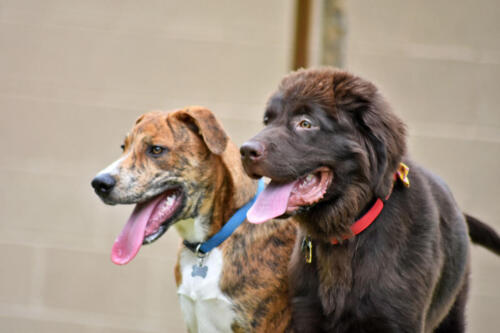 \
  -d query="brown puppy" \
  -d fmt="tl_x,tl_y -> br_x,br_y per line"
241,68 -> 500,332
92,107 -> 296,332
